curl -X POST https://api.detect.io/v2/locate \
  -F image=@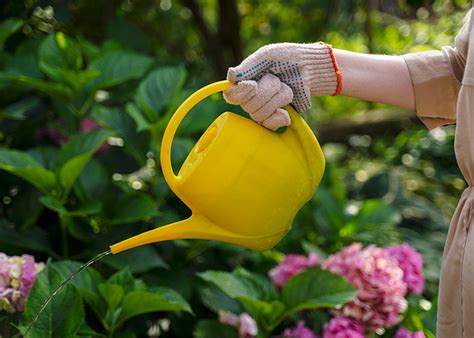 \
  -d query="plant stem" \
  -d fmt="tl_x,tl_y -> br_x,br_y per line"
60,218 -> 69,258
